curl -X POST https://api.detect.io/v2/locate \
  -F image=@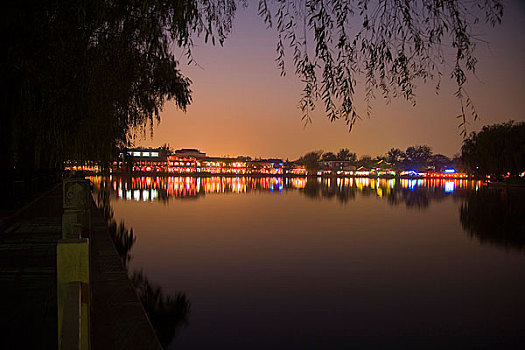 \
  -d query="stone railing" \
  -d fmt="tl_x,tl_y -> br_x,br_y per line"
57,178 -> 91,350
